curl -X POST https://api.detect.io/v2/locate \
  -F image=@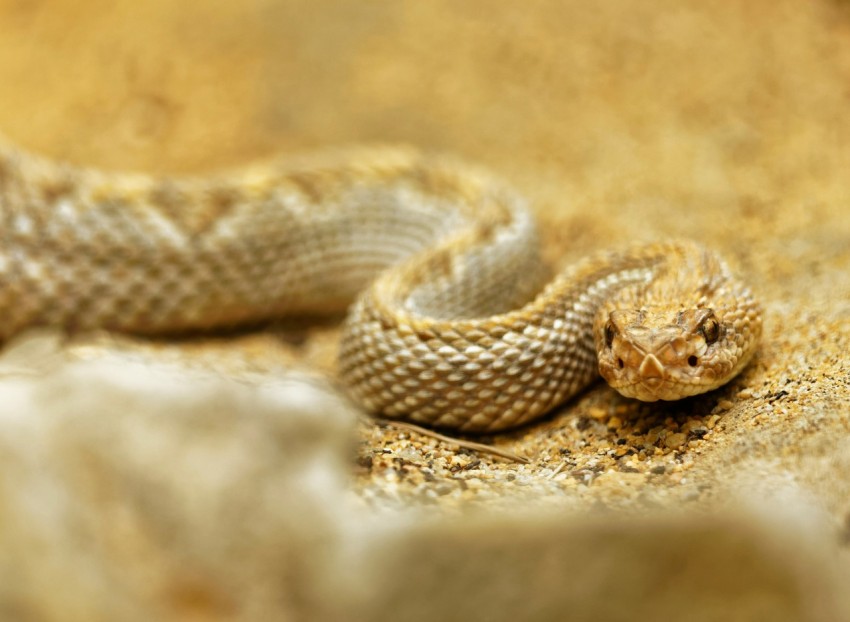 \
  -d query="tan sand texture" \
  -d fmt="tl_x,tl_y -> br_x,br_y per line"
0,0 -> 848,619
